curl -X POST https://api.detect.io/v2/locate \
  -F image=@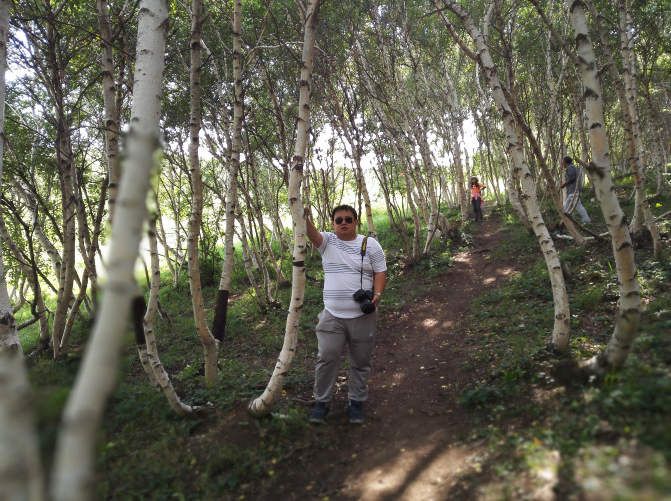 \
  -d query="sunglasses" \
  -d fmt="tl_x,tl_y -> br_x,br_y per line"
334,216 -> 354,224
